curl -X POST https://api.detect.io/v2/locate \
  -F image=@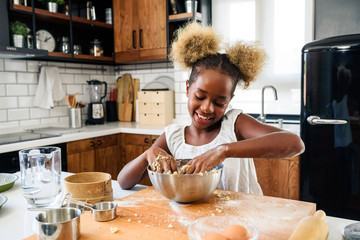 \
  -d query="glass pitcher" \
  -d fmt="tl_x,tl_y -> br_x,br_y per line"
87,80 -> 107,103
